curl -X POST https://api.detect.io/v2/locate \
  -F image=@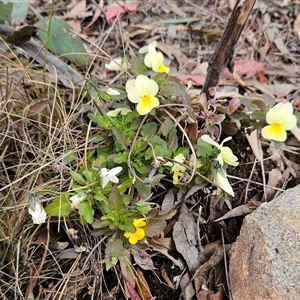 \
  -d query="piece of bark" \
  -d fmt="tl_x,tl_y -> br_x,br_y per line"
202,0 -> 256,95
